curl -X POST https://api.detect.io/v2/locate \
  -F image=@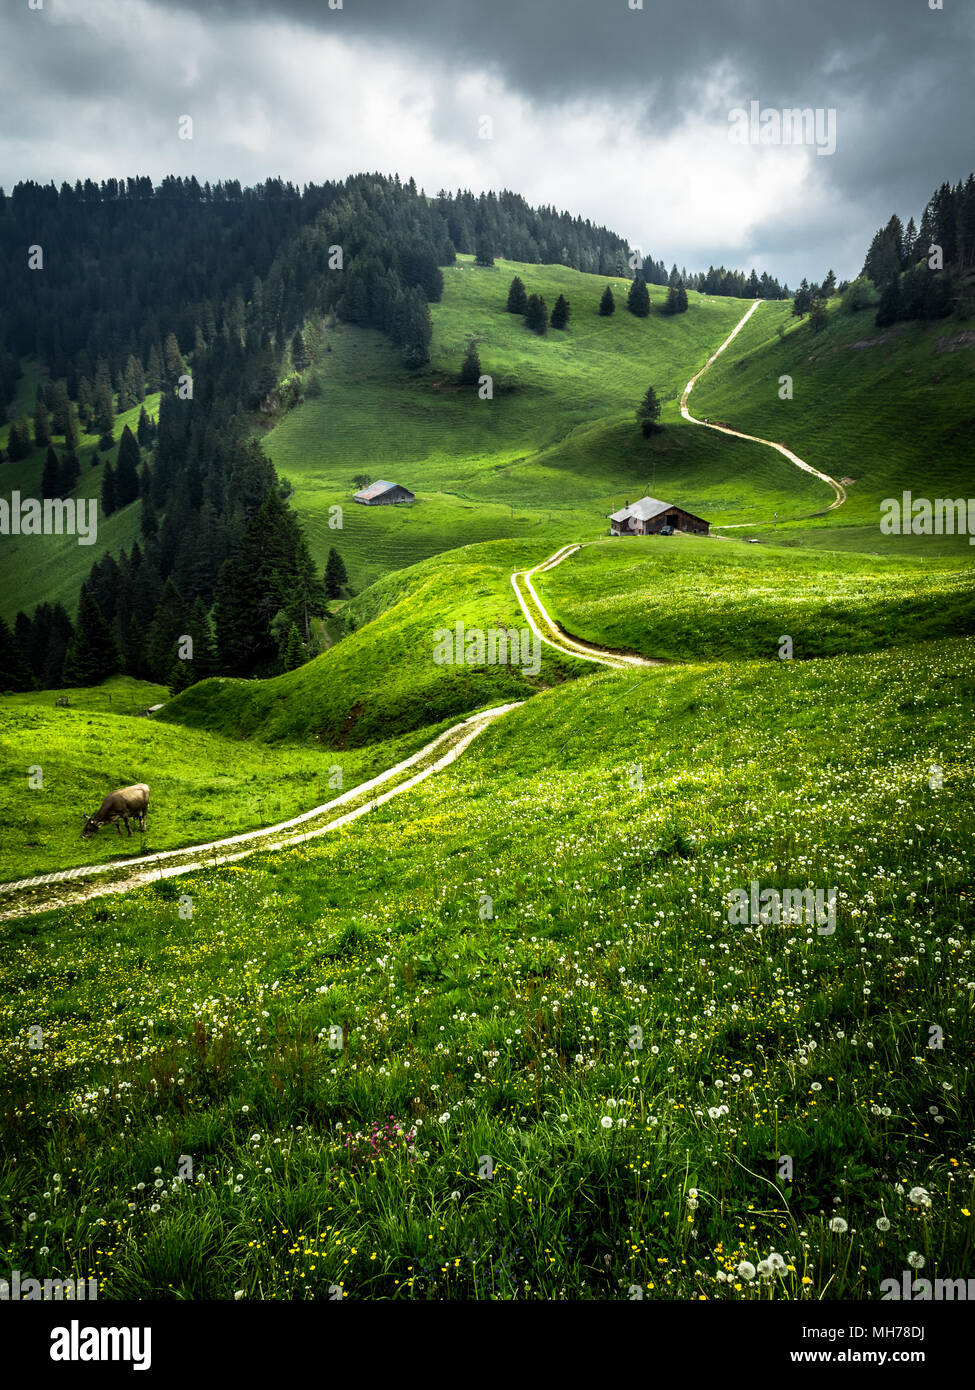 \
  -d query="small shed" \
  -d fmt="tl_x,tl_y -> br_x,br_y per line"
609,497 -> 709,537
353,480 -> 415,506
